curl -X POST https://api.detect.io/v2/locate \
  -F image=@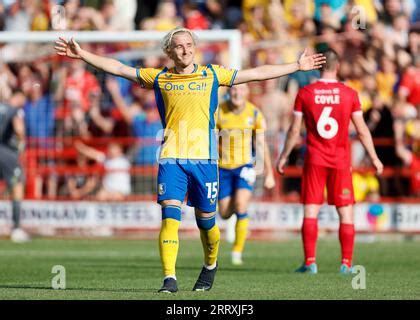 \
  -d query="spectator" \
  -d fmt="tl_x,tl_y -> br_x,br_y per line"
352,156 -> 381,202
75,141 -> 131,201
182,0 -> 210,30
87,0 -> 137,31
106,77 -> 162,165
411,1 -> 420,23
62,0 -> 82,30
142,0 -> 182,31
408,29 -> 420,56
352,171 -> 381,202
150,0 -> 182,31
203,0 -> 225,26
314,0 -> 346,31
31,0 -> 50,31
135,0 -> 159,28
395,133 -> 420,197
242,0 -> 272,40
259,78 -> 290,136
358,74 -> 376,112
62,103 -> 91,138
85,90 -> 116,137
284,1 -> 315,38
345,61 -> 364,92
0,2 -> 5,31
63,153 -> 100,199
391,14 -> 410,48
22,73 -> 58,200
379,0 -> 405,26
5,1 -> 31,31
57,59 -> 100,113
404,105 -> 420,141
24,76 -> 55,142
87,105 -> 114,135
220,0 -> 243,29
376,55 -> 398,105
71,6 -> 98,31
112,0 -> 137,31
17,64 -> 35,96
398,53 -> 420,106
54,59 -> 100,138
364,95 -> 400,195
0,62 -> 17,94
